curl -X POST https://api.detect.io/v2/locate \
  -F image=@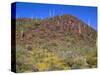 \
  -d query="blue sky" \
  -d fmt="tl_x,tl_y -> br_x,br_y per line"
14,2 -> 97,30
